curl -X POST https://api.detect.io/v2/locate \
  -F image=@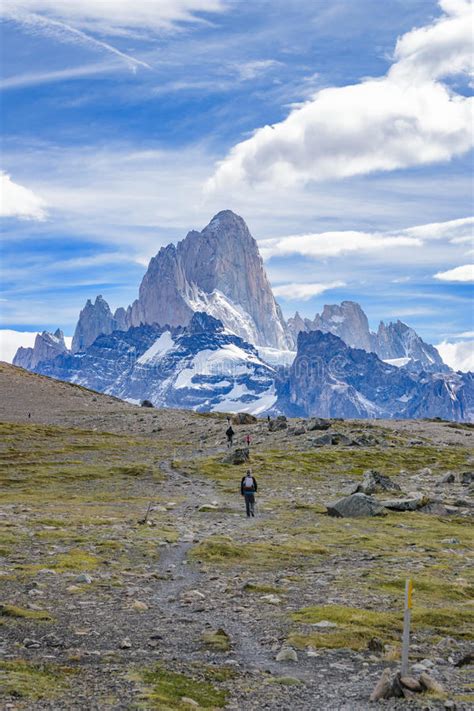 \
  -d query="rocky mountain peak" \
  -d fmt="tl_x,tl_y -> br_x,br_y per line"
72,295 -> 118,354
13,329 -> 69,370
128,211 -> 289,349
312,300 -> 373,351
